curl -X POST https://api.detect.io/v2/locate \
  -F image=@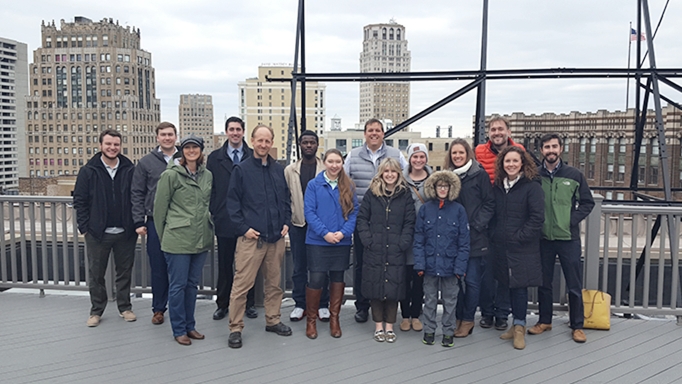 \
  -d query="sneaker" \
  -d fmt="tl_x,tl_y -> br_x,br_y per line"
289,307 -> 305,321
385,330 -> 397,343
318,308 -> 330,322
373,330 -> 385,342
86,315 -> 101,327
480,316 -> 494,328
119,310 -> 137,322
265,322 -> 292,336
399,318 -> 411,331
441,334 -> 454,347
422,332 -> 435,345
228,332 -> 242,348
